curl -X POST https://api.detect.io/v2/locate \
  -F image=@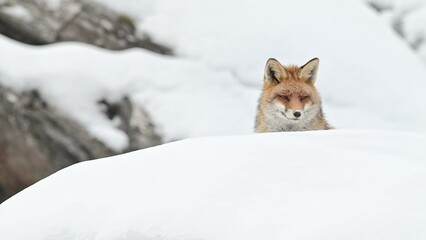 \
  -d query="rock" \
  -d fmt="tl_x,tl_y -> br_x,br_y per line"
99,97 -> 162,152
0,0 -> 172,54
0,85 -> 115,203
